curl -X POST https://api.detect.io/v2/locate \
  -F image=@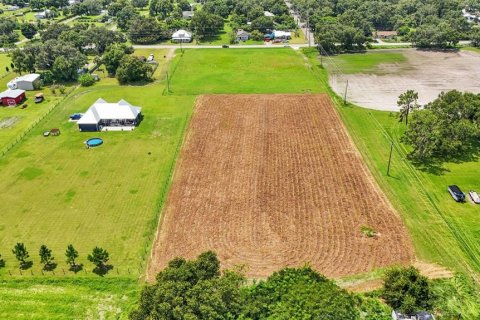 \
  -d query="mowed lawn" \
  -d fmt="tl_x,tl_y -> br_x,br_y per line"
0,81 -> 195,275
326,50 -> 407,74
0,277 -> 139,320
168,48 -> 327,95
